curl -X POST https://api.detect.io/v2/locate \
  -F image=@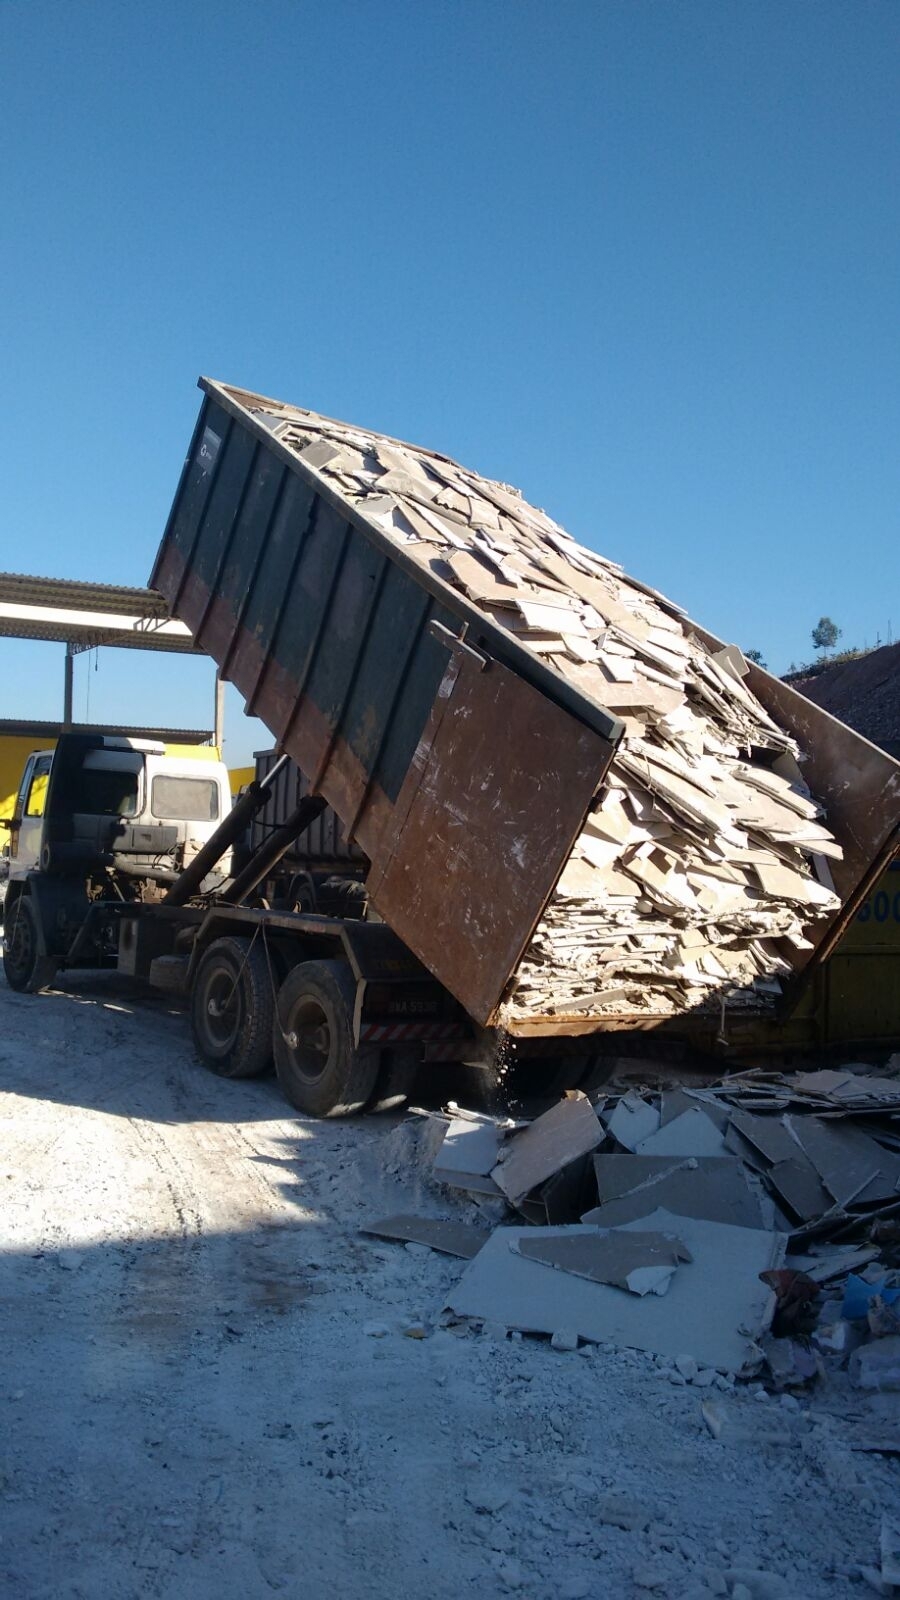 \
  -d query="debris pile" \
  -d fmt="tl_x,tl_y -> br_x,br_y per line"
362,1061 -> 900,1387
248,395 -> 843,1021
